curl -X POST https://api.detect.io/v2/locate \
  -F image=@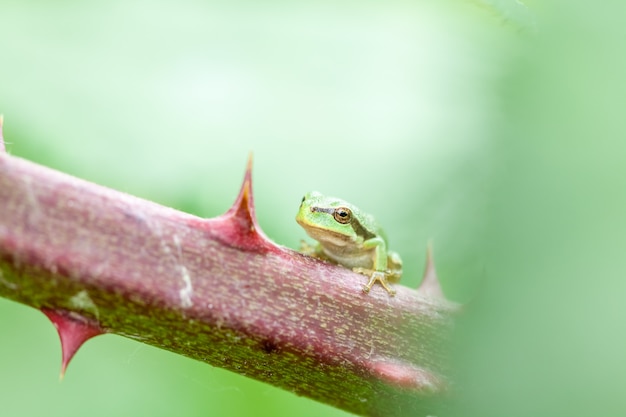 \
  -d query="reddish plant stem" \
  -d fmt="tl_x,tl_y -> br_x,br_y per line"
0,152 -> 456,417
